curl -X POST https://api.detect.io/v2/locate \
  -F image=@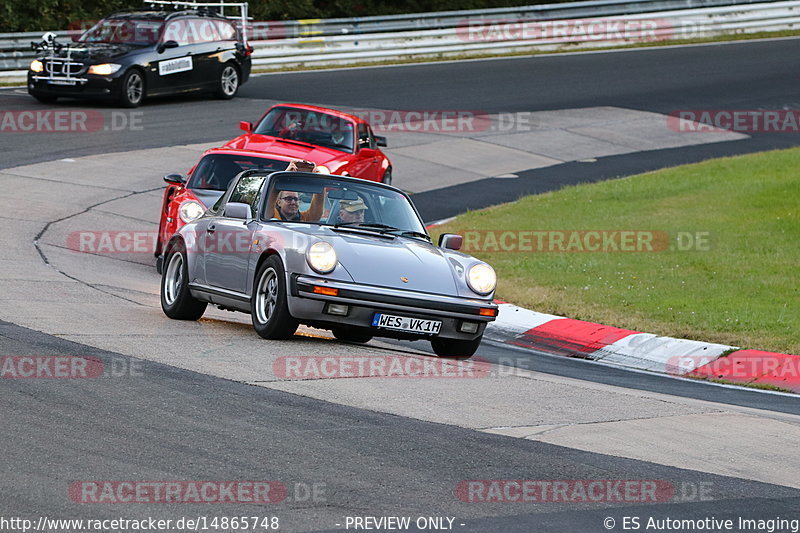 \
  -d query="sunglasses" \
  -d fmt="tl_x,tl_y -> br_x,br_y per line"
280,196 -> 300,202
